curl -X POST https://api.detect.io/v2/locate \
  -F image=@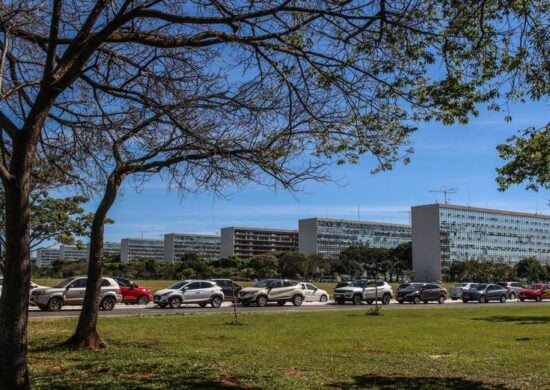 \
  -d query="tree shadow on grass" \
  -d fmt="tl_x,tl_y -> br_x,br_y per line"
473,316 -> 550,325
327,375 -> 510,389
